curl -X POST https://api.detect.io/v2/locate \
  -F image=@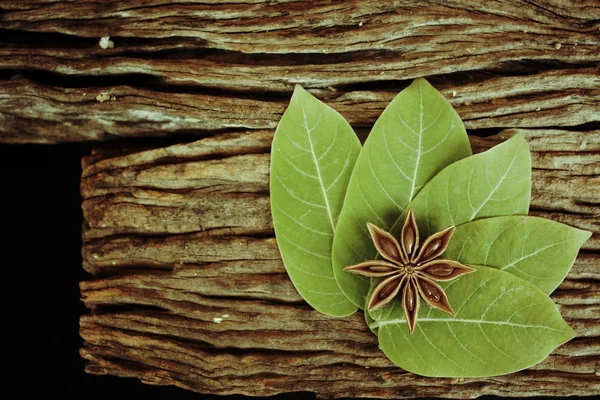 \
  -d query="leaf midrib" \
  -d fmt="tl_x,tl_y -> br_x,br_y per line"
500,237 -> 580,270
301,99 -> 336,232
373,317 -> 562,331
408,79 -> 424,201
